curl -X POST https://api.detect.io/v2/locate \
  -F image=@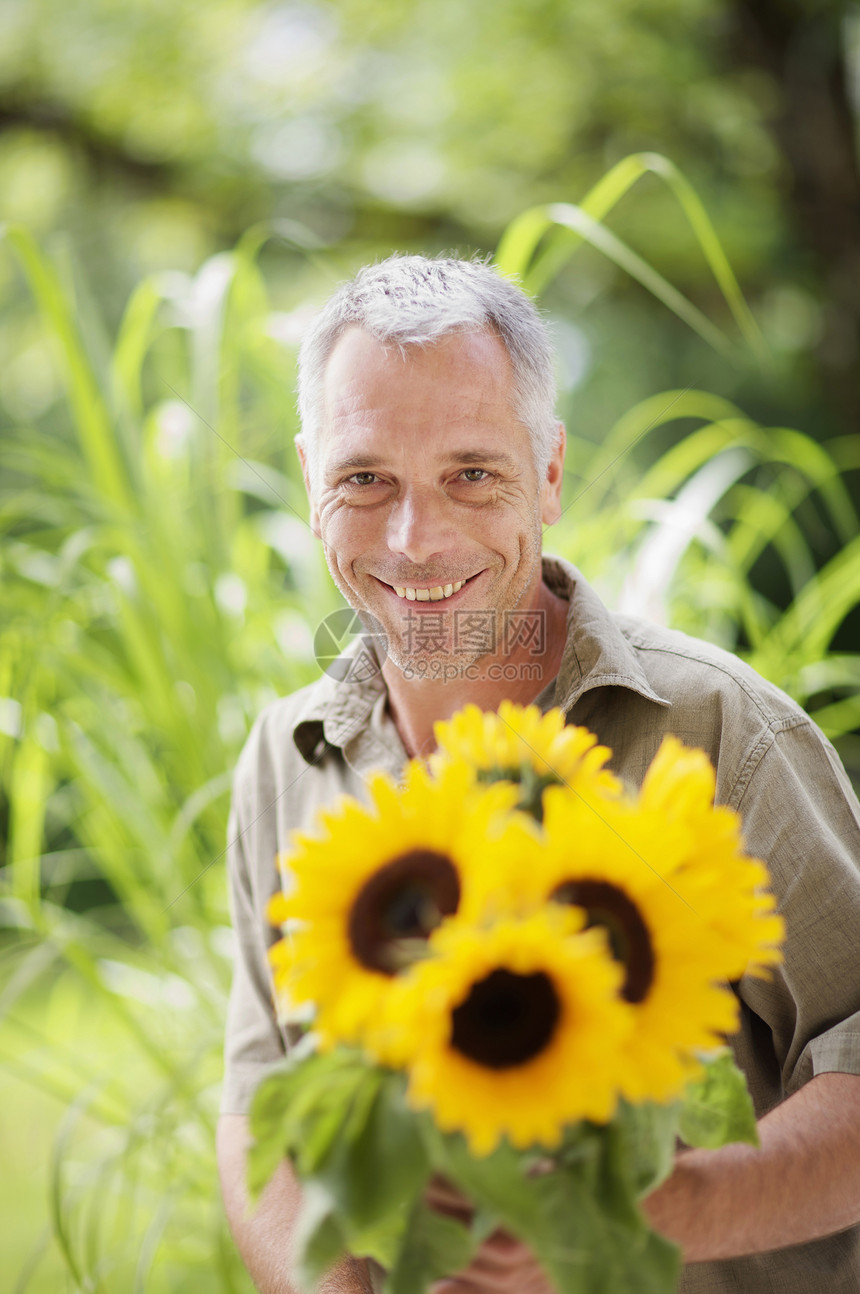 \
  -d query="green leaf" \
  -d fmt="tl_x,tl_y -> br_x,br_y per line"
246,1120 -> 293,1203
532,1161 -> 680,1294
679,1051 -> 759,1150
248,1053 -> 309,1141
294,1064 -> 383,1177
312,1072 -> 430,1267
292,1179 -> 349,1293
592,1120 -> 646,1228
336,1072 -> 429,1228
385,1202 -> 475,1294
250,1057 -> 430,1270
613,1100 -> 681,1198
300,1080 -> 373,1176
247,1048 -> 371,1197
